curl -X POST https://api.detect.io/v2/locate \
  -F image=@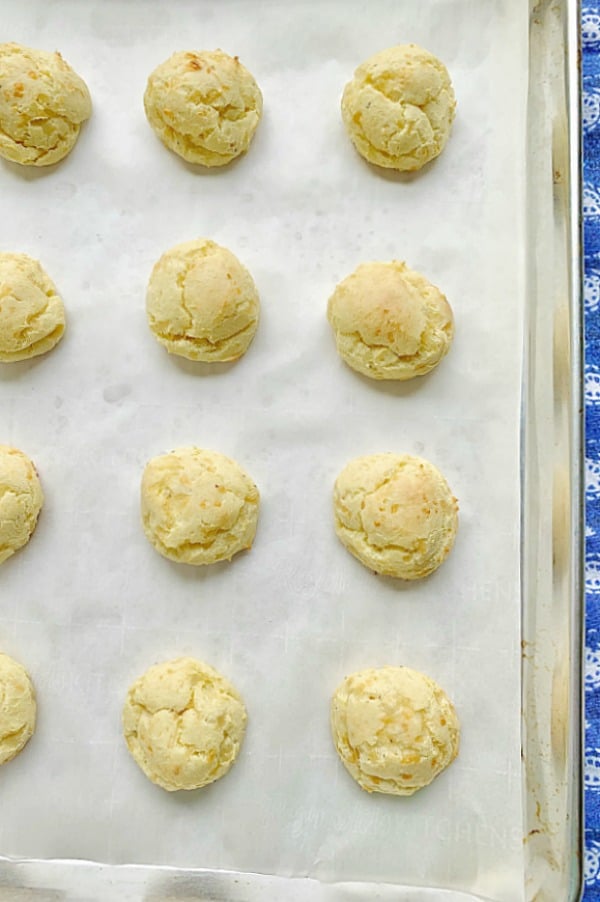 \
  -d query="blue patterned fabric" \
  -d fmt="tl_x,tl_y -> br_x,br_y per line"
584,3 -> 600,897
